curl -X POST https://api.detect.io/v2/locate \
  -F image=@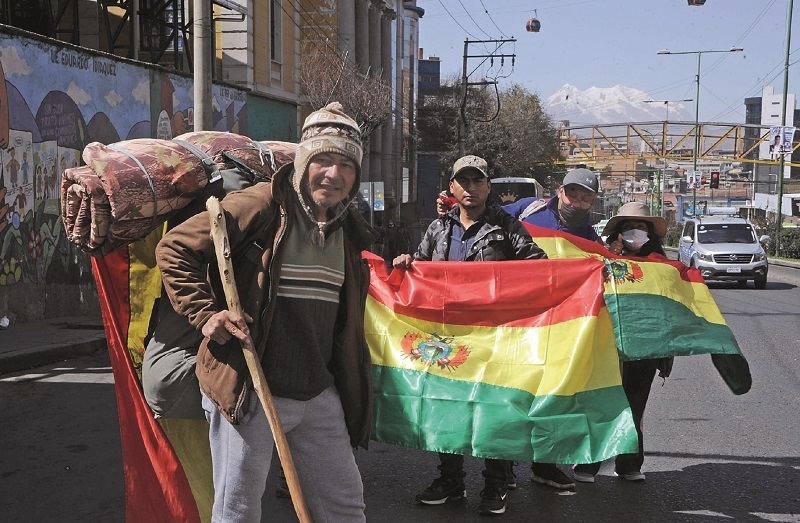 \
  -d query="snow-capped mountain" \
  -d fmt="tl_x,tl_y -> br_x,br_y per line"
544,84 -> 693,125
